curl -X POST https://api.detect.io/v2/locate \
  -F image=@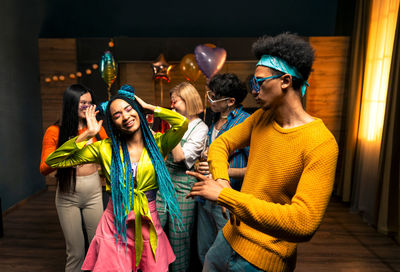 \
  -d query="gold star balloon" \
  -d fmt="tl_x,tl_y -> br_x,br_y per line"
151,54 -> 172,82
